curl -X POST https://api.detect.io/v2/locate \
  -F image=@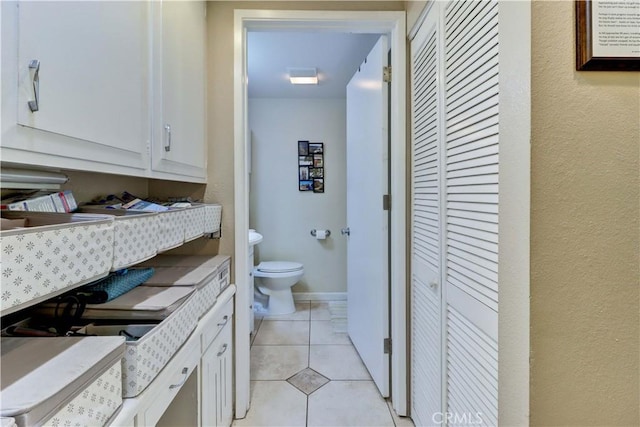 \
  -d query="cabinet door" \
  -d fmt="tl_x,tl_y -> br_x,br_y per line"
201,321 -> 233,427
218,323 -> 234,427
151,0 -> 207,181
139,336 -> 200,427
1,1 -> 150,173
